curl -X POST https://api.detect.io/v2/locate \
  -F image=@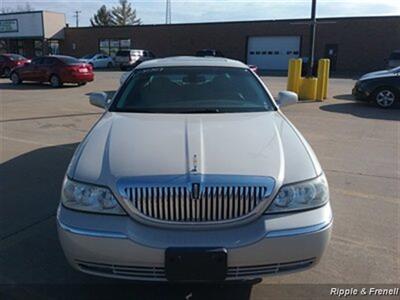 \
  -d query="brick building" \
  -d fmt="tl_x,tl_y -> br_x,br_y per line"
1,10 -> 399,73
